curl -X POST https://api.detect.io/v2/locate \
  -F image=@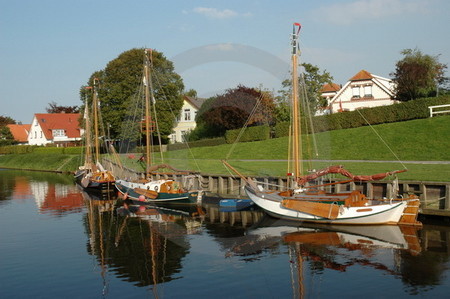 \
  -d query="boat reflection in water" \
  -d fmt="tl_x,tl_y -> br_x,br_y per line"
81,189 -> 450,297
226,217 -> 426,297
83,190 -> 206,295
